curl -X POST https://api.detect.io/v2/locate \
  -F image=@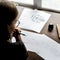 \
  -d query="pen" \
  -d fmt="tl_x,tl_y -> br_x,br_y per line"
20,32 -> 26,36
